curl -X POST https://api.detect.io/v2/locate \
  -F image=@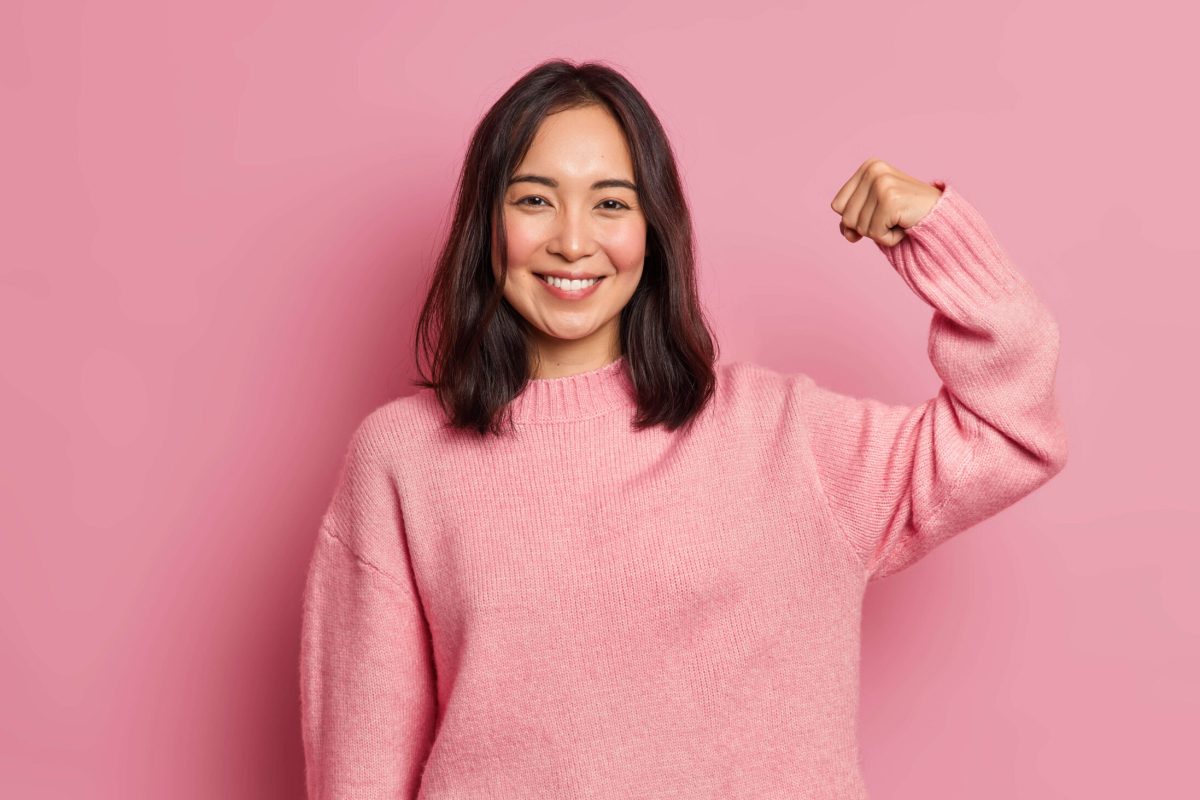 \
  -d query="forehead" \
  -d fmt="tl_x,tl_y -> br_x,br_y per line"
515,105 -> 634,180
